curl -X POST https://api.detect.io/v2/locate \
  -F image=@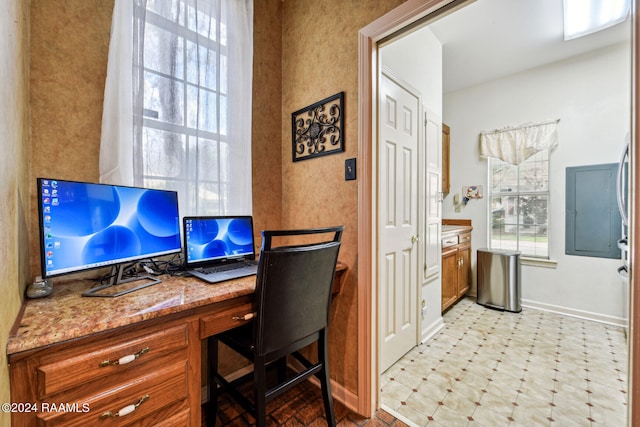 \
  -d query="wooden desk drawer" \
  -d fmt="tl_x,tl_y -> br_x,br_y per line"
37,323 -> 189,398
458,232 -> 471,245
36,360 -> 189,426
441,235 -> 459,248
200,301 -> 254,339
